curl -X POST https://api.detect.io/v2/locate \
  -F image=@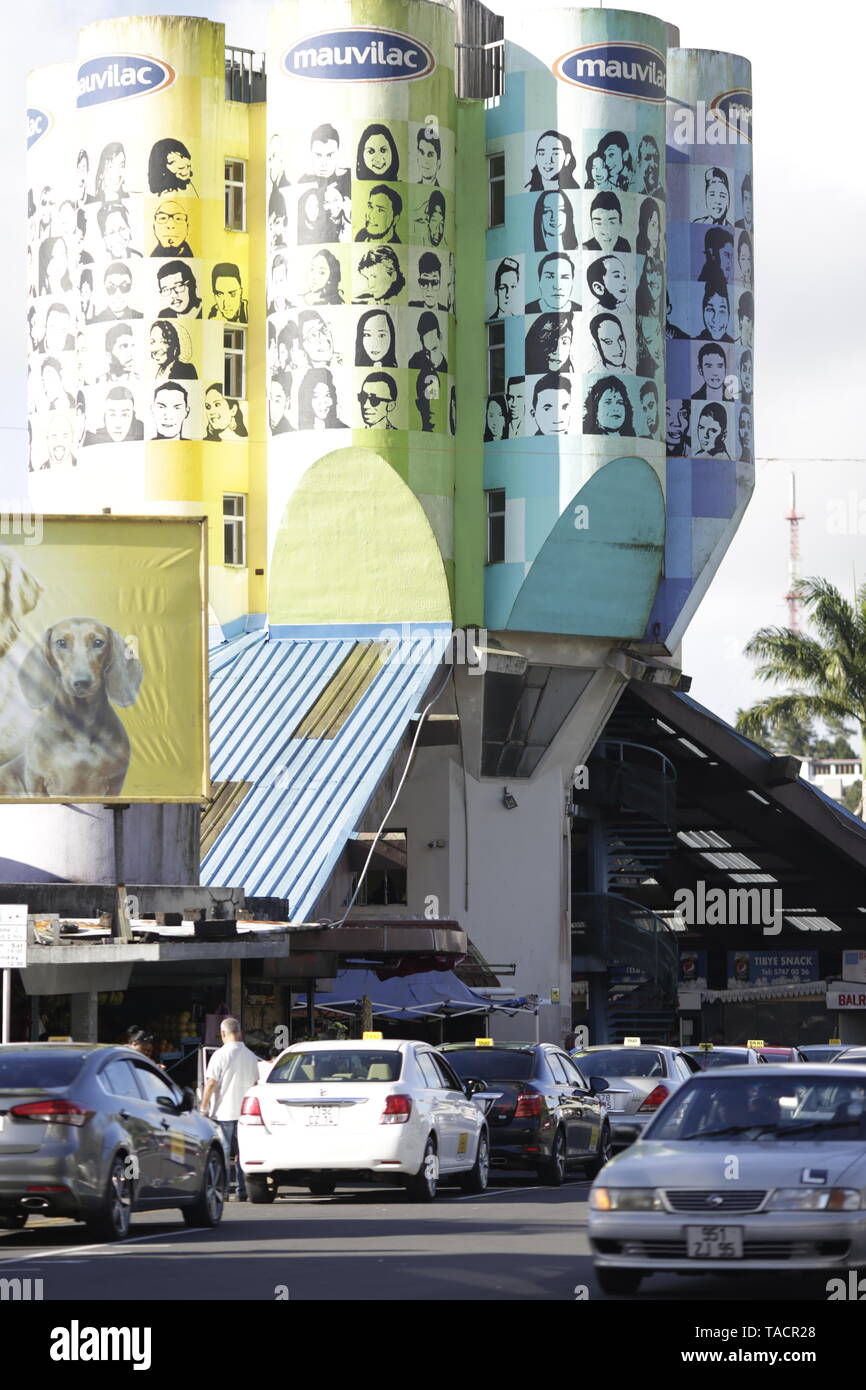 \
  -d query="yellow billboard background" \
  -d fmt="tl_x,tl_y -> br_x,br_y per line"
0,516 -> 207,802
